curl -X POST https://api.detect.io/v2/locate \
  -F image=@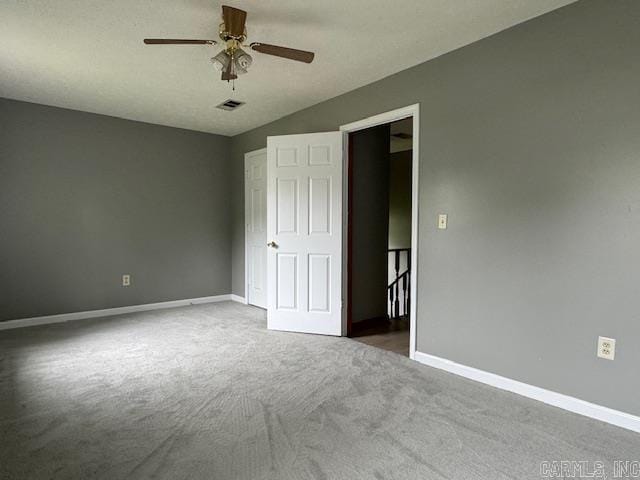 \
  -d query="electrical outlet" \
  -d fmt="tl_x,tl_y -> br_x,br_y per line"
122,274 -> 131,287
597,336 -> 615,360
438,214 -> 448,230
